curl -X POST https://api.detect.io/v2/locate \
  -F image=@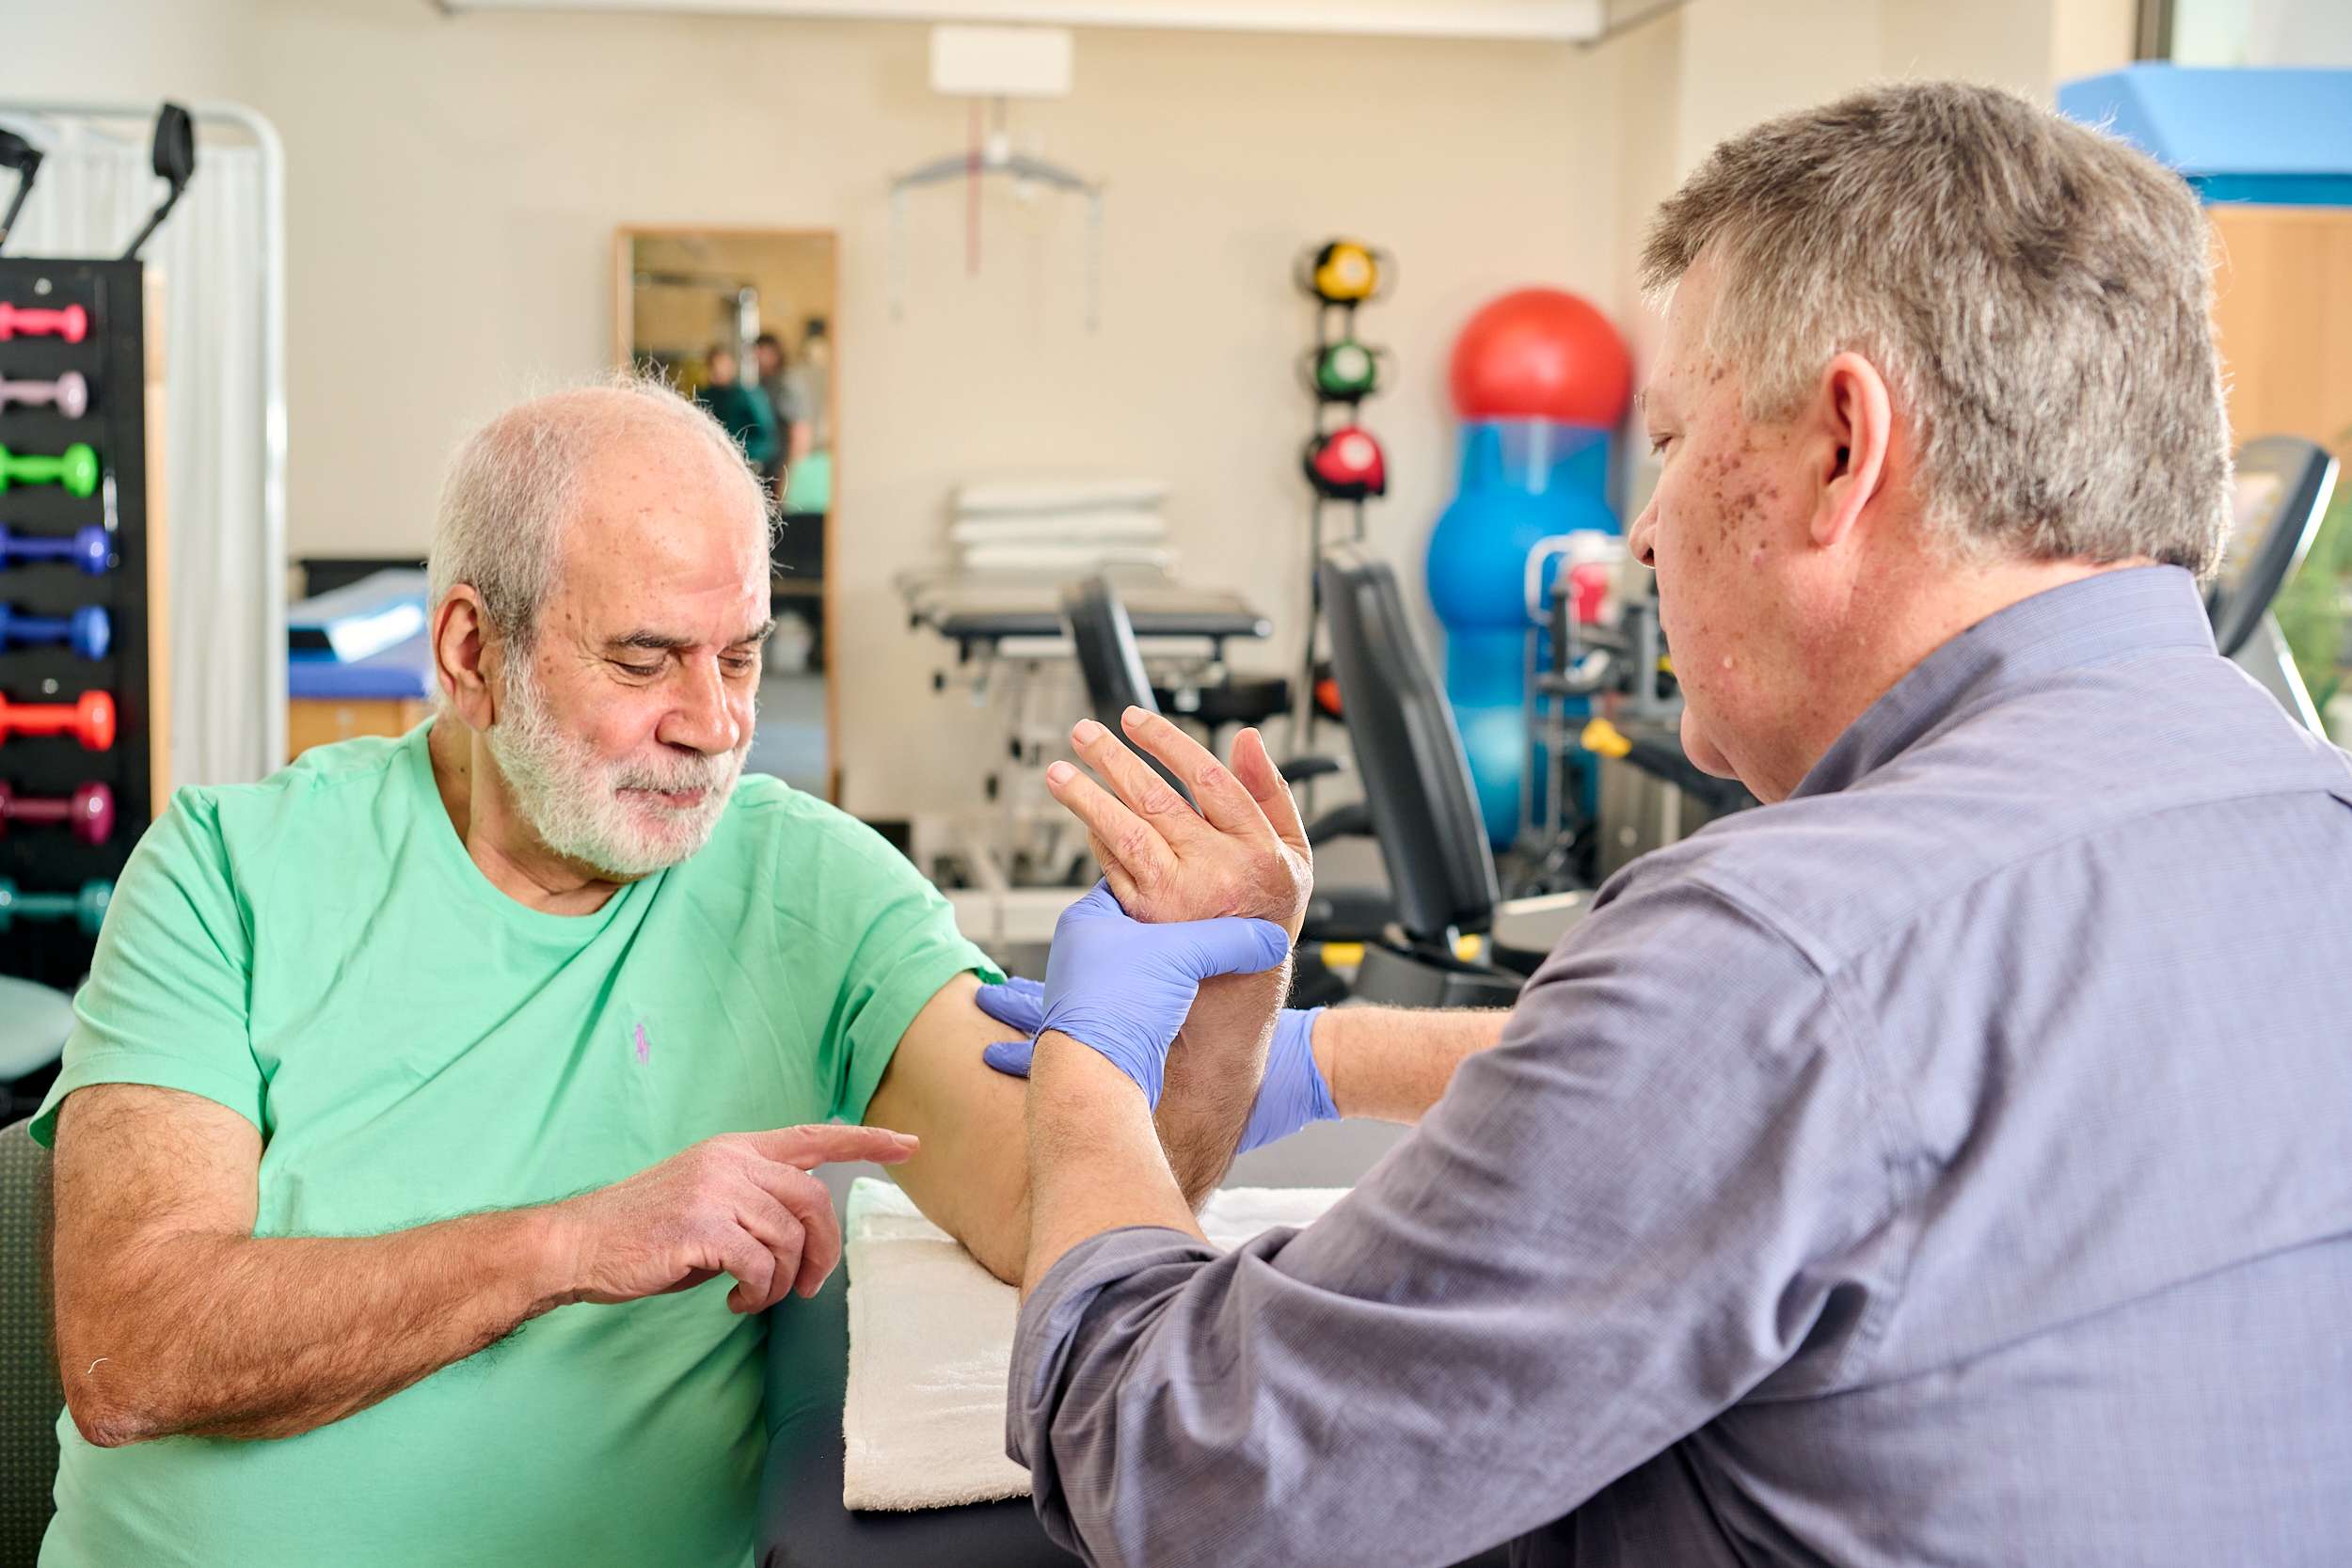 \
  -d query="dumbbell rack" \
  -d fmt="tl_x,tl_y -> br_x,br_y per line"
0,257 -> 169,997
